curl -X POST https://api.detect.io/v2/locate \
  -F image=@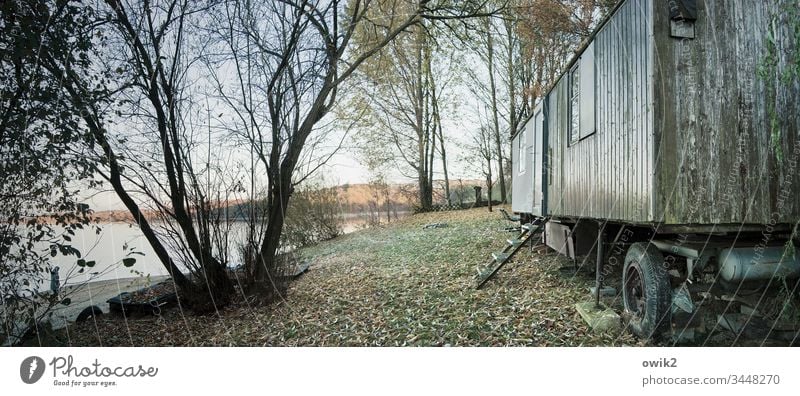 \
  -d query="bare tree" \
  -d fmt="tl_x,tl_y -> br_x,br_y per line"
346,3 -> 467,210
471,122 -> 496,212
483,15 -> 507,204
461,13 -> 509,205
34,0 -> 245,311
428,41 -> 452,206
346,16 -> 436,210
515,0 -> 615,102
203,0 -> 499,296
